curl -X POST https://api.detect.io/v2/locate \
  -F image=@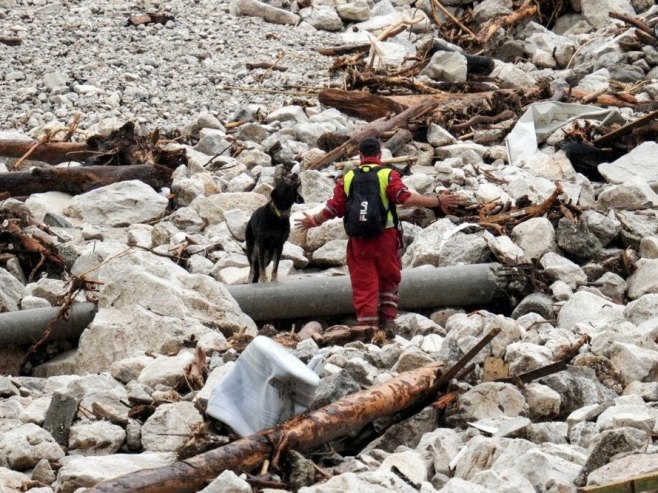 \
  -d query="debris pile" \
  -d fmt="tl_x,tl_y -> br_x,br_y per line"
1,0 -> 658,492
